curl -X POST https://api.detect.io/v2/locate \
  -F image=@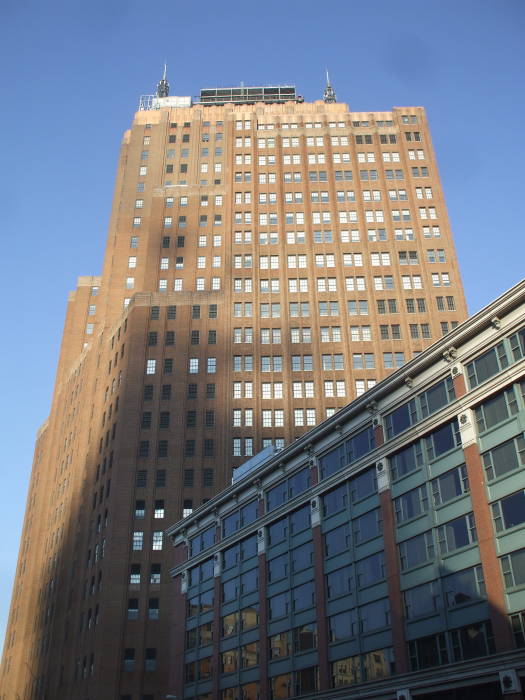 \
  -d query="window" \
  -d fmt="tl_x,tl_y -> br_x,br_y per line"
405,581 -> 441,619
466,342 -> 509,388
475,385 -> 519,432
383,352 -> 405,369
394,485 -> 428,523
356,551 -> 385,588
492,489 -> 525,533
123,648 -> 135,672
482,435 -> 525,481
146,359 -> 156,375
129,564 -> 141,584
437,513 -> 477,554
501,547 -> 525,588
399,531 -> 435,570
132,532 -> 144,550
431,464 -> 469,505
444,566 -> 485,608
